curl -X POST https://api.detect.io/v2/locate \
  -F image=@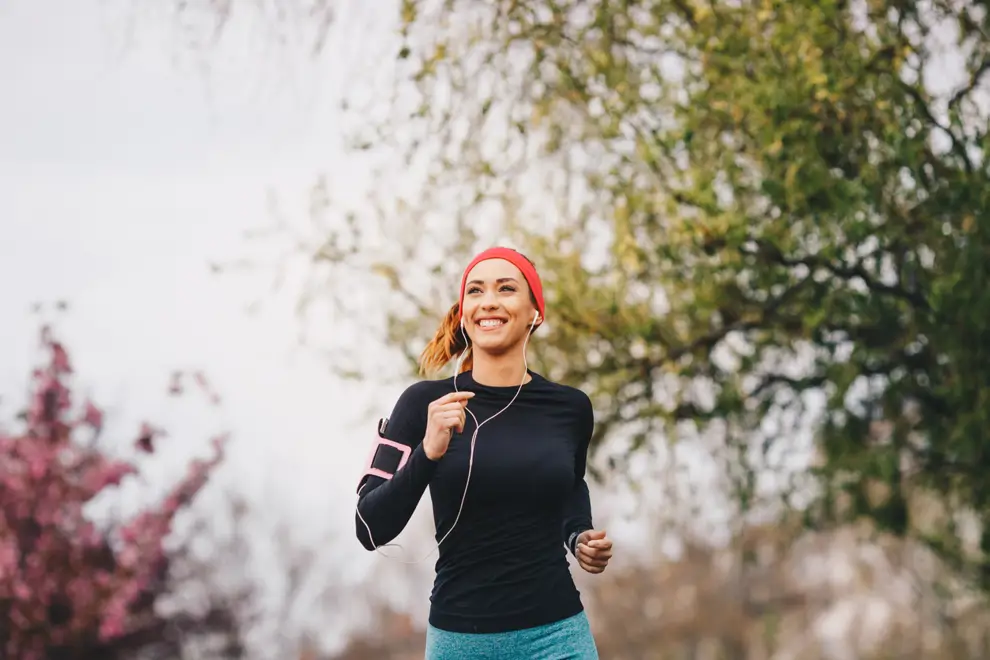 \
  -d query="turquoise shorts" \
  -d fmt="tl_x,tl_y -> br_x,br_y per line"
425,610 -> 599,660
